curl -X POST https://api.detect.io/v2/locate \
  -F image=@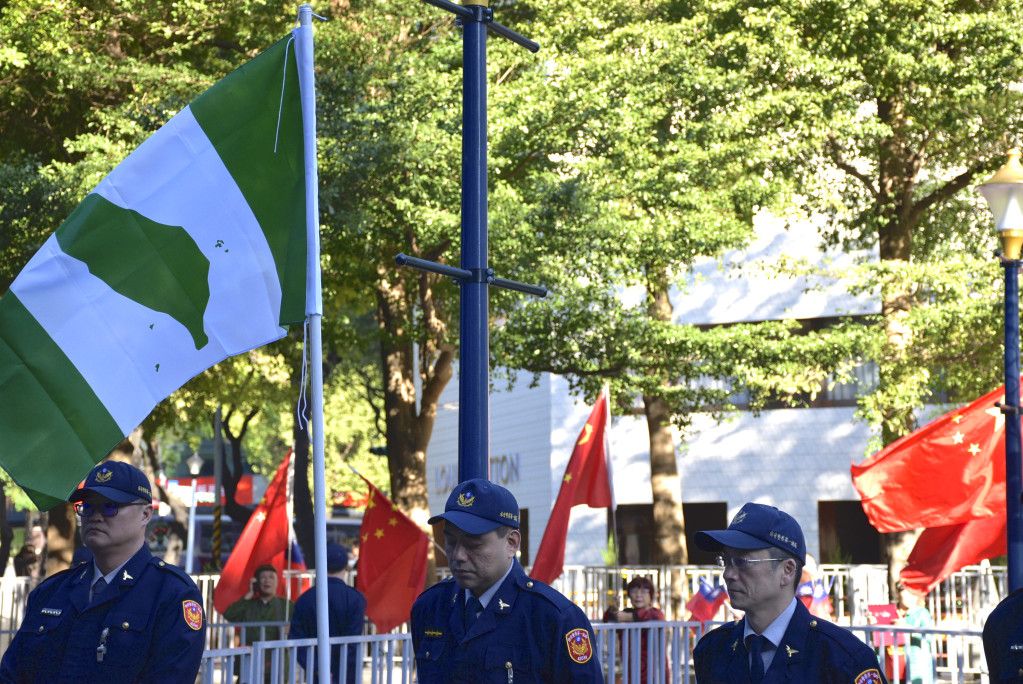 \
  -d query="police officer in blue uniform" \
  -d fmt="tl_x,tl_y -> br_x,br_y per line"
0,460 -> 206,683
984,587 -> 1023,682
290,542 -> 367,684
411,478 -> 603,683
693,502 -> 887,684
